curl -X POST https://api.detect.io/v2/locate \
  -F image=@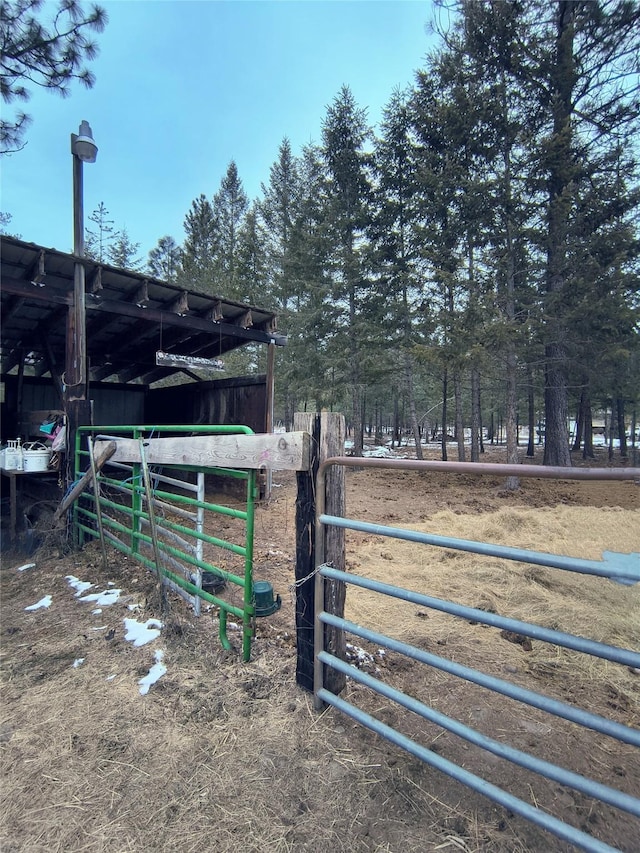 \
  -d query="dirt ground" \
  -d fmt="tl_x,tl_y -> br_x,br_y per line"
1,444 -> 639,852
